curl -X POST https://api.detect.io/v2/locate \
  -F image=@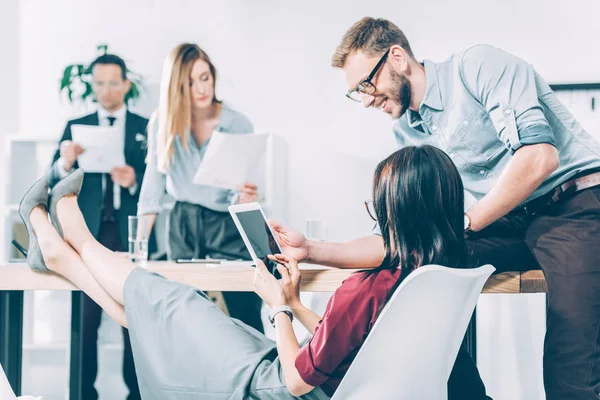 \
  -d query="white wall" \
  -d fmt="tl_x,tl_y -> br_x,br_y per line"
0,0 -> 19,135
14,0 -> 600,399
17,0 -> 600,235
0,0 -> 20,266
